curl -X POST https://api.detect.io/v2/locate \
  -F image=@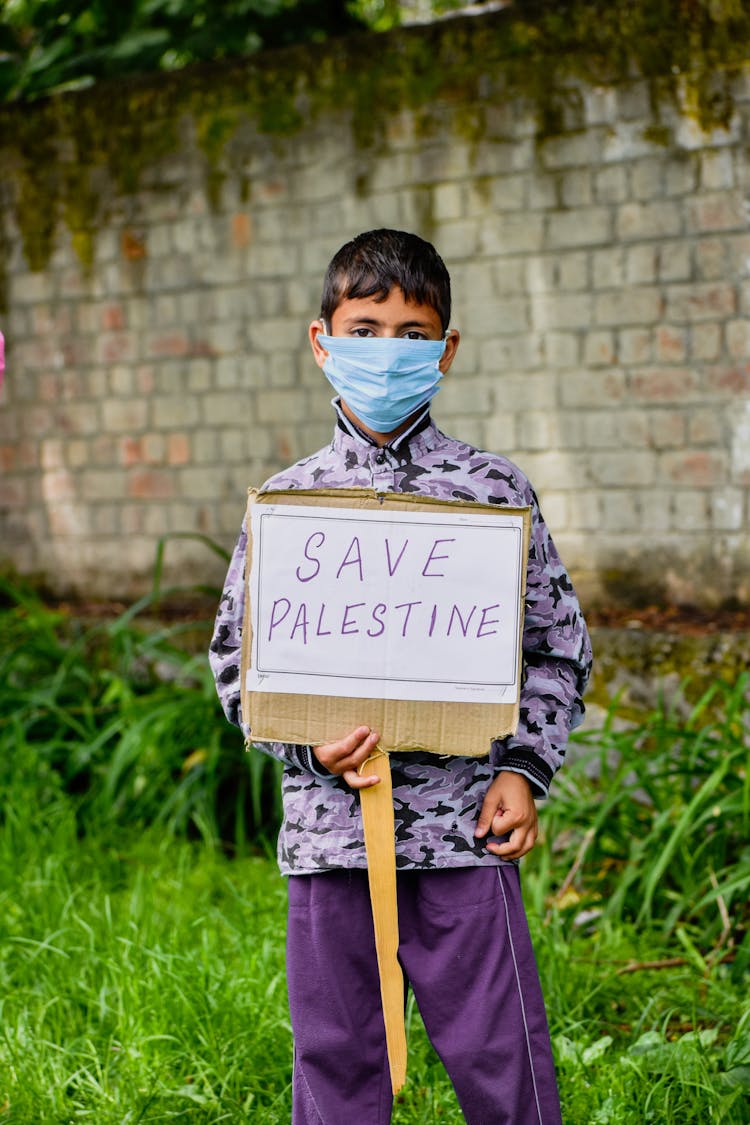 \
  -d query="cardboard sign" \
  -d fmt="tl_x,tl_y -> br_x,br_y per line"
241,489 -> 531,757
